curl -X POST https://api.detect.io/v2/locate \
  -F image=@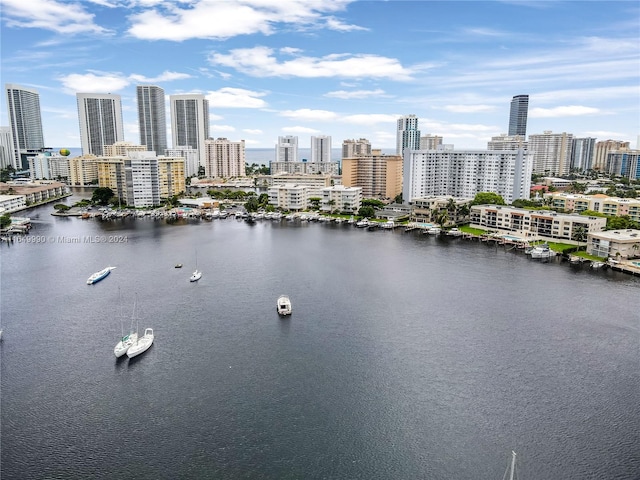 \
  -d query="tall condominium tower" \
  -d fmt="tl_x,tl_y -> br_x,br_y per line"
593,139 -> 630,171
205,137 -> 246,178
6,83 -> 45,169
508,95 -> 529,136
137,85 -> 167,156
170,94 -> 210,167
571,138 -> 596,171
0,126 -> 14,169
276,136 -> 298,162
342,138 -> 371,158
528,131 -> 573,176
396,114 -> 420,155
76,93 -> 124,157
311,135 -> 332,163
